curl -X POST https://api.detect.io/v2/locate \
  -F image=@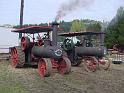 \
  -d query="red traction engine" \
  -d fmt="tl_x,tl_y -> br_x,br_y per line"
10,23 -> 71,77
